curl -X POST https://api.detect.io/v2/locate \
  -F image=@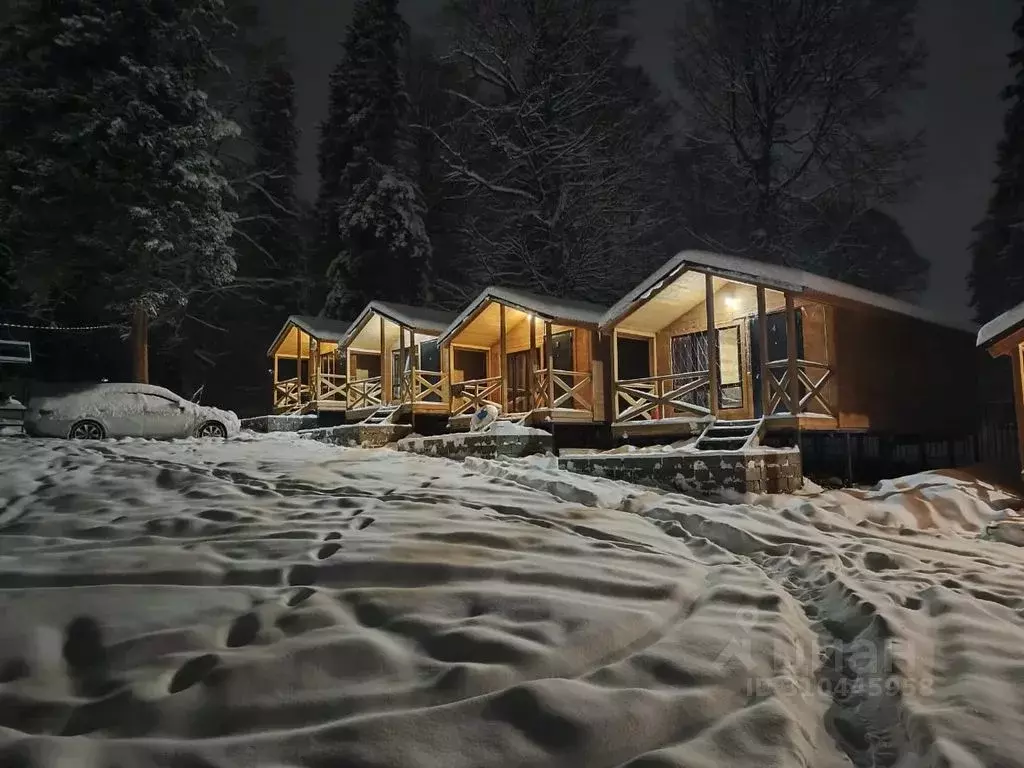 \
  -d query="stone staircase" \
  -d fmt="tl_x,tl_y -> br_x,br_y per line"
692,418 -> 764,452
